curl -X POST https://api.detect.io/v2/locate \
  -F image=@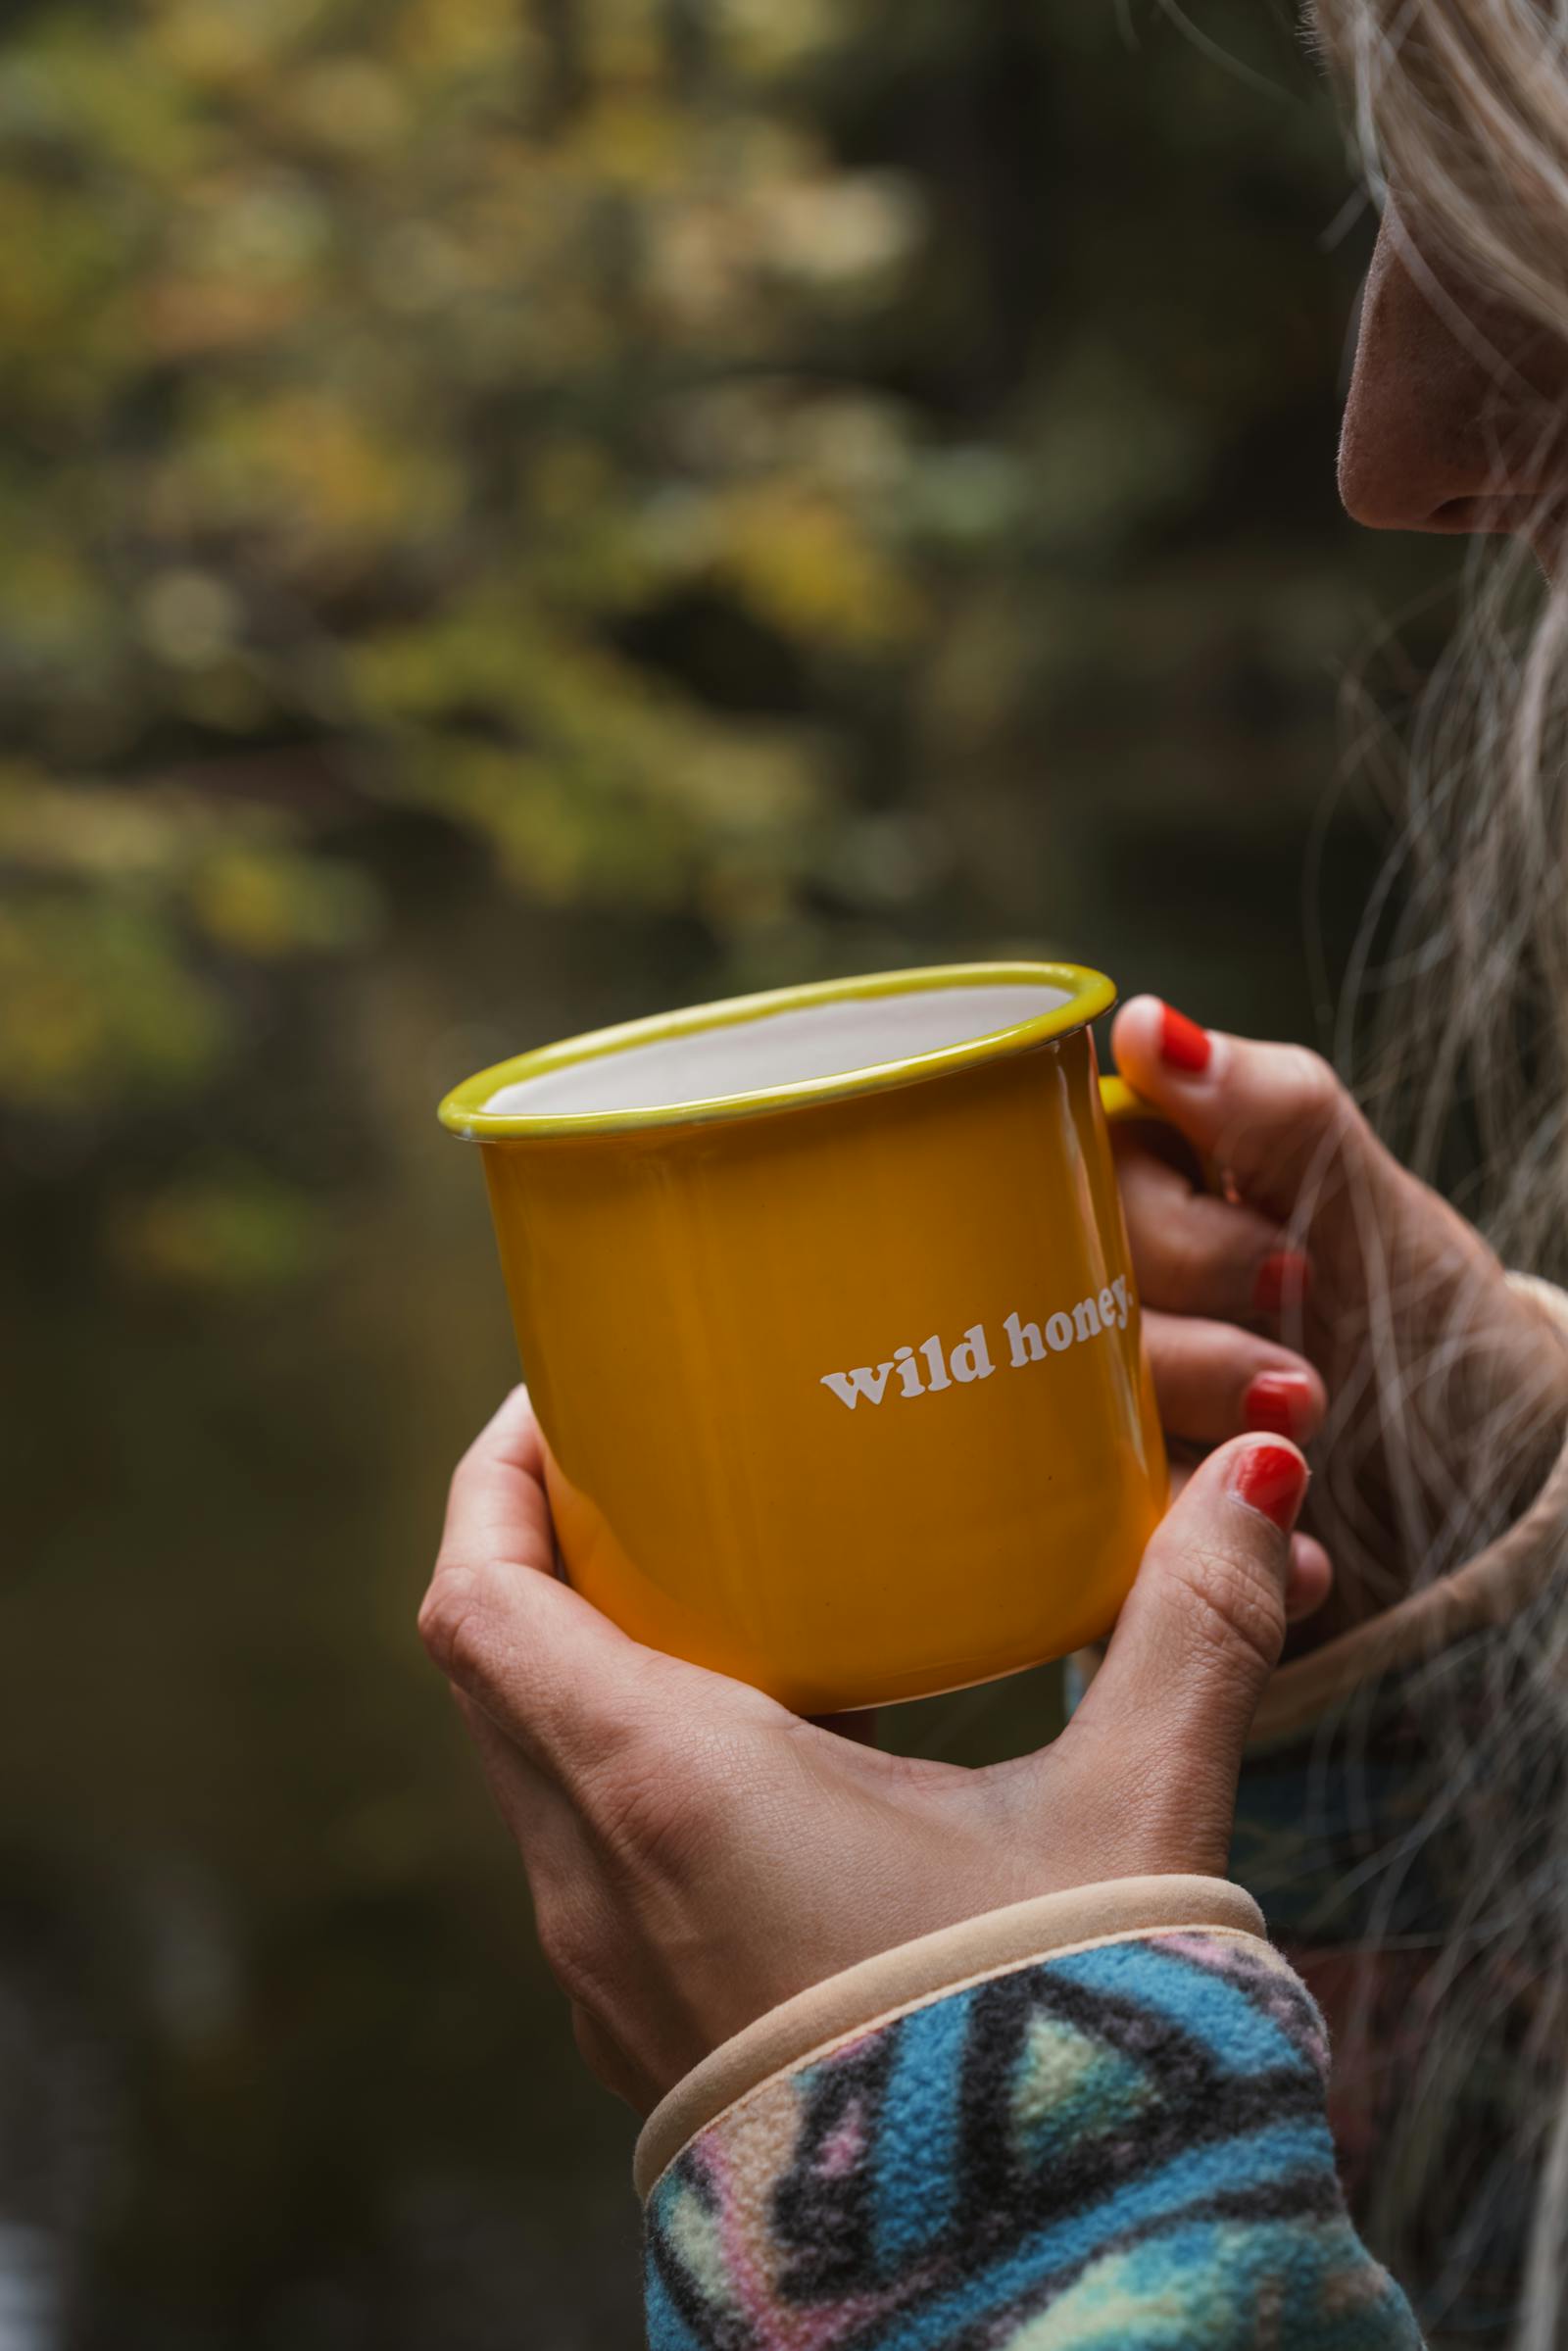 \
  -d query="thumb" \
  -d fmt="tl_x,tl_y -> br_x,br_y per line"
1111,995 -> 1373,1234
1068,1435 -> 1309,1875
